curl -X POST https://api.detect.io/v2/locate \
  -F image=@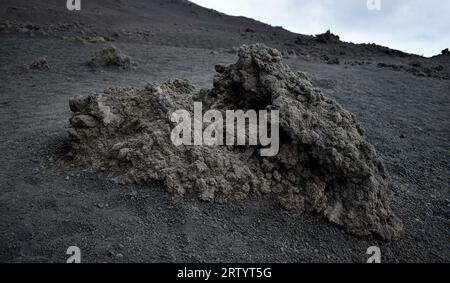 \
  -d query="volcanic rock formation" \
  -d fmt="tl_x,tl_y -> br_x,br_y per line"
29,57 -> 49,70
315,30 -> 340,44
69,44 -> 402,240
87,46 -> 137,70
